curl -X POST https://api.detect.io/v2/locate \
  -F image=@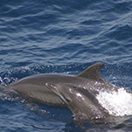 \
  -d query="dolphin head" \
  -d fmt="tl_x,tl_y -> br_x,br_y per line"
46,82 -> 108,124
